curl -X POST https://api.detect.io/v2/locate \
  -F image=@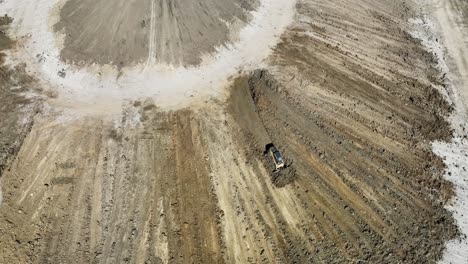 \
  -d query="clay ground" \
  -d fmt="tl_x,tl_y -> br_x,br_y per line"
0,0 -> 466,263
